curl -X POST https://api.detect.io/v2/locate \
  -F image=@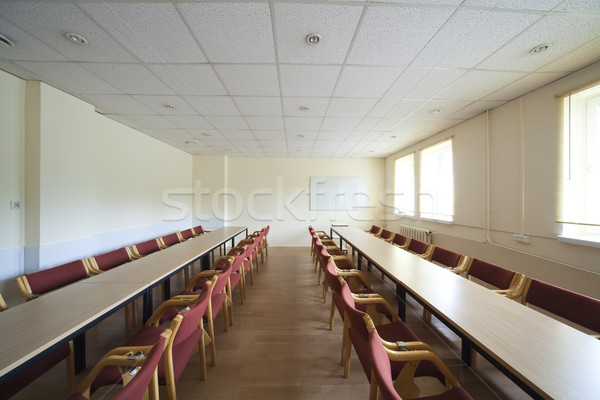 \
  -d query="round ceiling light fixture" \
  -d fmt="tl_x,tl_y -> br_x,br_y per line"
184,141 -> 195,145
299,106 -> 310,111
431,108 -> 442,114
65,32 -> 88,46
305,33 -> 322,45
529,44 -> 551,55
163,103 -> 176,110
0,33 -> 15,48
